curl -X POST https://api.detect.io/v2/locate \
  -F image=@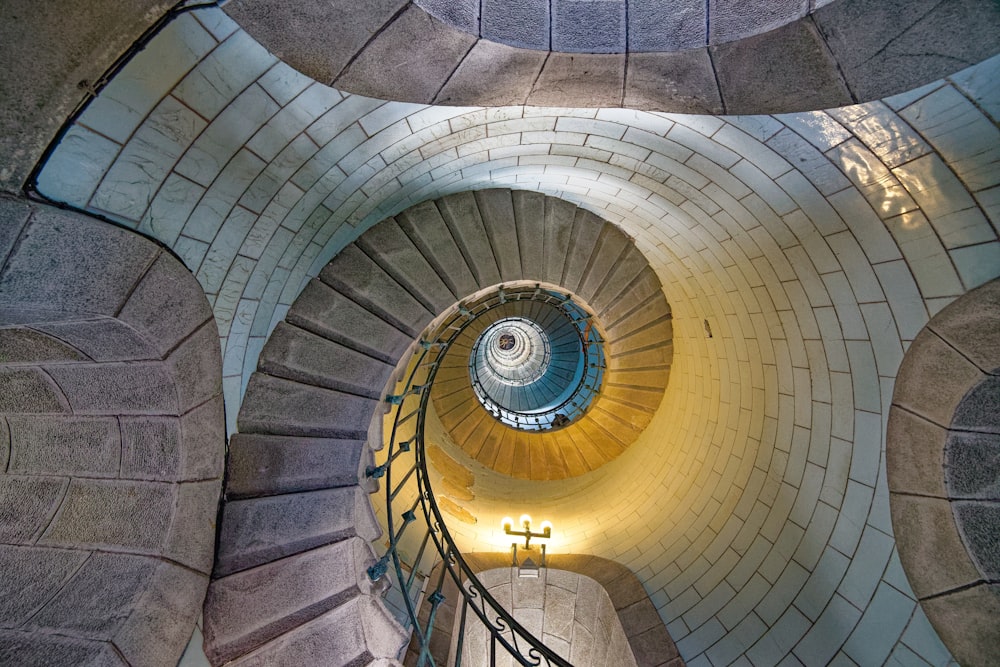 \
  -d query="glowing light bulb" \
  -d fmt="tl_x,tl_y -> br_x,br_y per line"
519,514 -> 532,528
540,520 -> 552,534
501,517 -> 514,531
